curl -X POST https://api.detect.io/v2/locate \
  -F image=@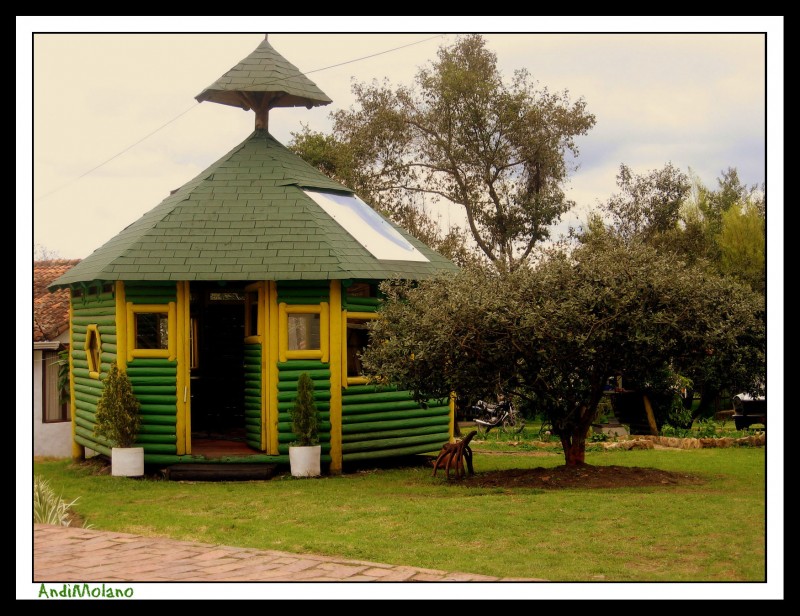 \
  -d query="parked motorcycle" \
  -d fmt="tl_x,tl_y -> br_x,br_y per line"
470,399 -> 525,436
